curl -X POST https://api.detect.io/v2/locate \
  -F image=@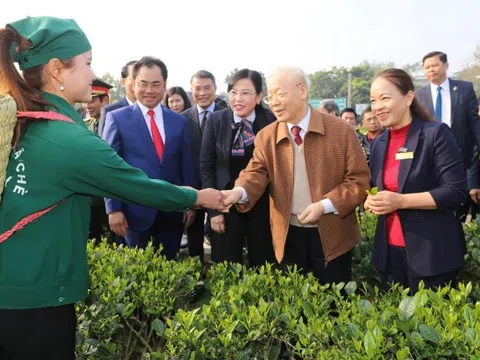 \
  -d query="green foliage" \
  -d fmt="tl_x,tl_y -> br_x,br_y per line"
77,219 -> 480,359
309,61 -> 395,106
353,211 -> 378,284
455,42 -> 480,96
462,219 -> 480,281
76,242 -> 203,359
